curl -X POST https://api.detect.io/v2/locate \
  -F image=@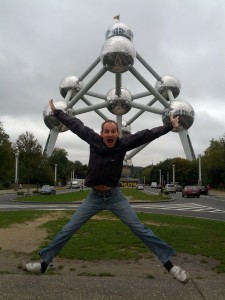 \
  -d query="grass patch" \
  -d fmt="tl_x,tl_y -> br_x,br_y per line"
1,210 -> 224,273
16,191 -> 90,203
0,211 -> 49,228
35,211 -> 225,273
16,188 -> 169,203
